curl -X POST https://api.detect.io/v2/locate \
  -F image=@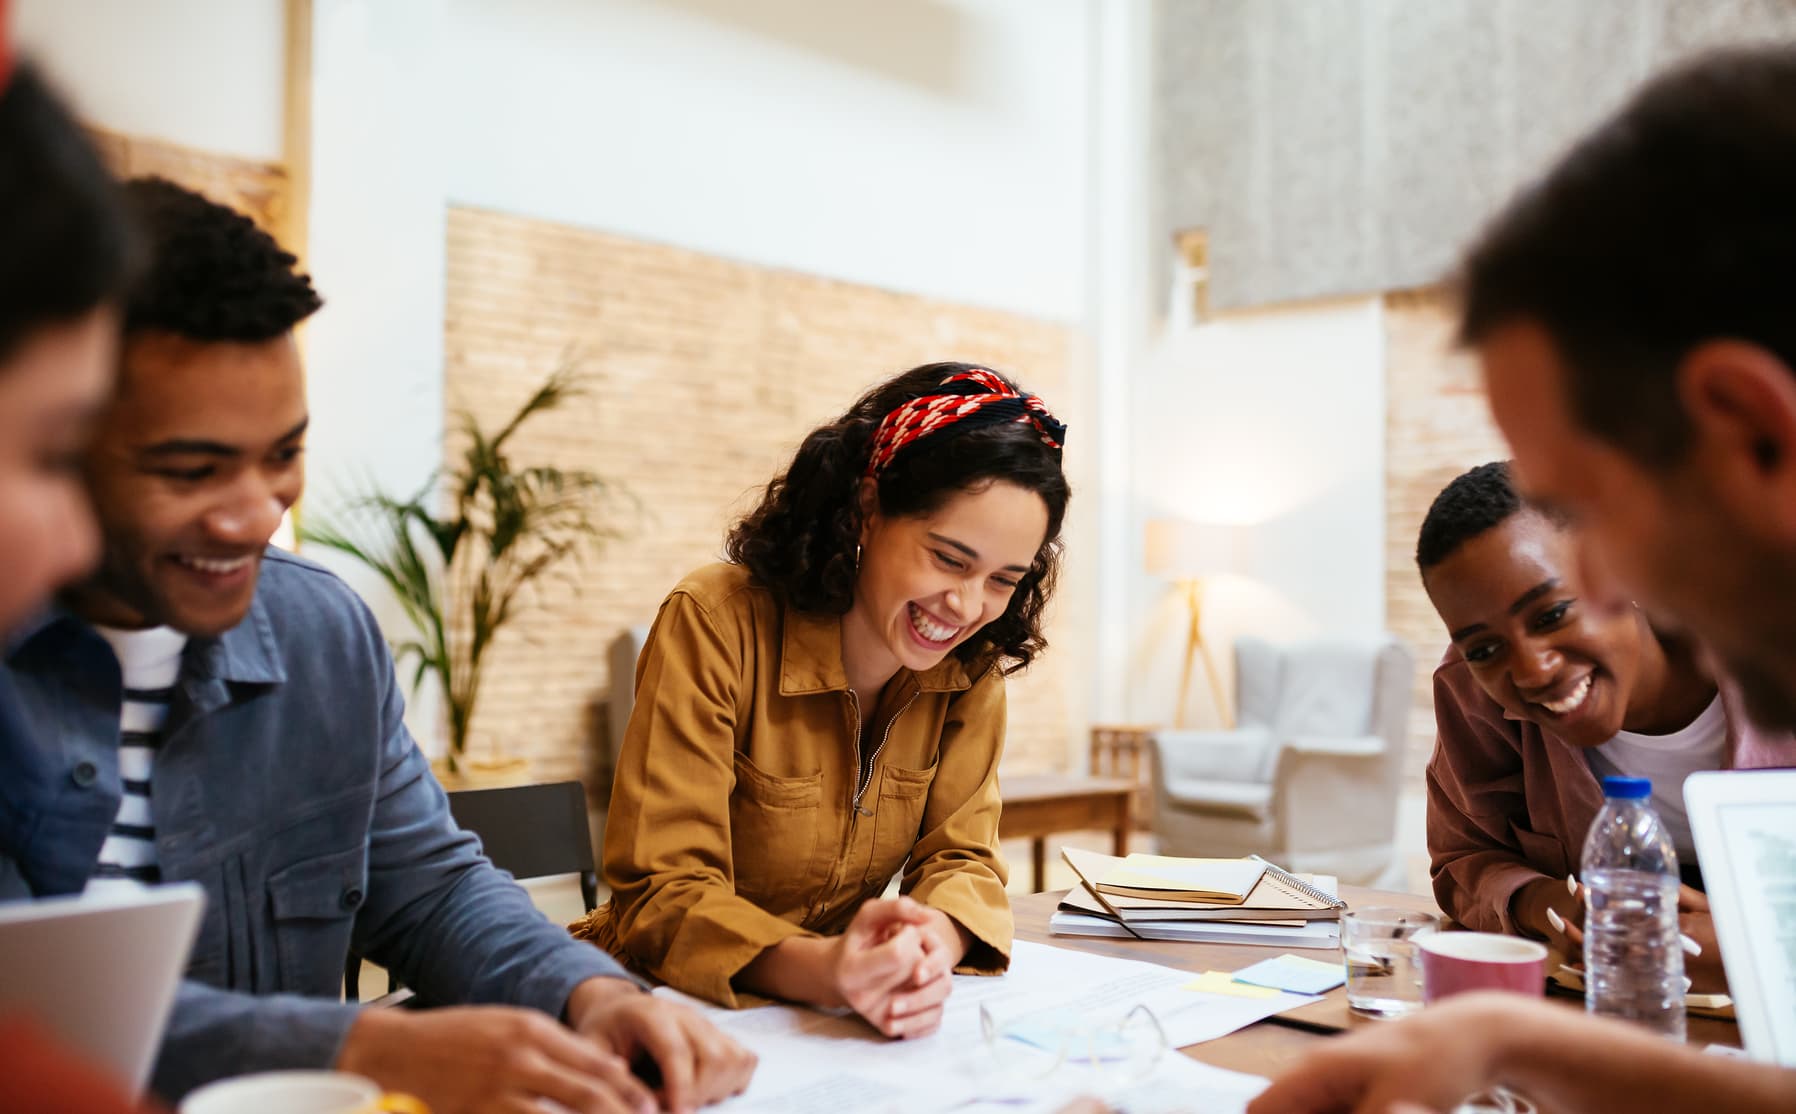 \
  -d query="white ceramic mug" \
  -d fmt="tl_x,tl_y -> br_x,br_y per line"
179,1071 -> 428,1114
